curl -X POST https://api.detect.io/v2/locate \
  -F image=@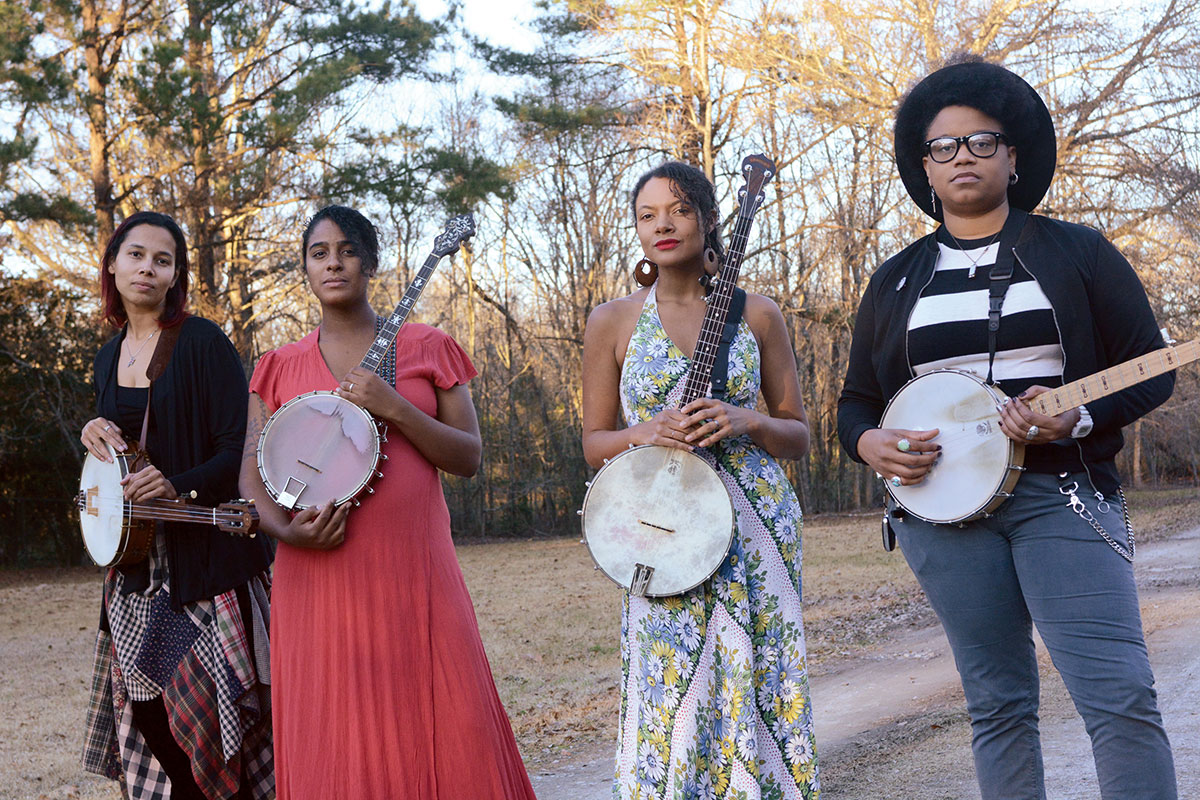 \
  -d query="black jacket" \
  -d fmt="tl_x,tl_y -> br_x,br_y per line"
95,315 -> 273,608
837,214 -> 1174,496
